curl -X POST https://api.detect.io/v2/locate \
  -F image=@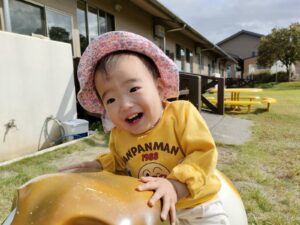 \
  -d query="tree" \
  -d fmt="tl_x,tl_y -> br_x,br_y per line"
257,23 -> 300,81
49,26 -> 70,44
